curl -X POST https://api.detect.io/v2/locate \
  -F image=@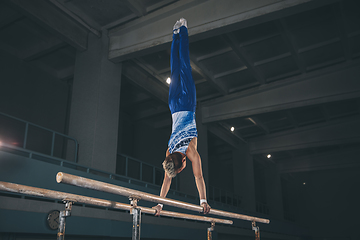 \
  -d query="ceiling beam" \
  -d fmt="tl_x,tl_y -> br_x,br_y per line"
213,67 -> 247,79
125,0 -> 147,17
10,0 -> 88,51
222,34 -> 265,85
122,61 -> 168,104
286,110 -> 299,128
121,92 -> 151,107
103,14 -> 137,30
134,106 -> 169,121
297,38 -> 340,54
0,42 -> 20,58
146,0 -> 176,13
265,69 -> 300,83
201,60 -> 360,123
189,56 -> 228,95
108,0 -> 333,62
12,18 -> 69,61
254,52 -> 291,67
132,58 -> 167,85
208,124 -> 240,149
29,60 -> 59,79
218,122 -> 247,144
22,38 -> 66,61
278,148 -> 360,173
210,145 -> 233,156
197,93 -> 222,102
48,0 -> 101,37
247,117 -> 269,134
249,116 -> 360,154
150,116 -> 171,129
0,7 -> 23,29
196,47 -> 232,62
276,19 -> 306,73
332,2 -> 351,61
0,41 -> 70,81
241,33 -> 279,48
57,65 -> 74,81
